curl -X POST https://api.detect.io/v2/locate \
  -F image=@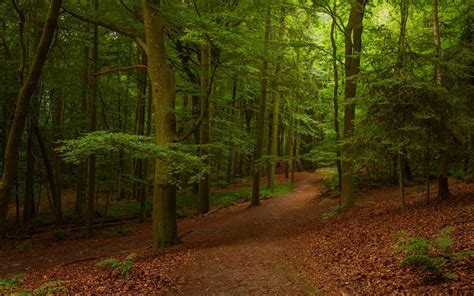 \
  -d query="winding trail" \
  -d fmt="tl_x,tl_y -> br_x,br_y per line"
172,172 -> 326,294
